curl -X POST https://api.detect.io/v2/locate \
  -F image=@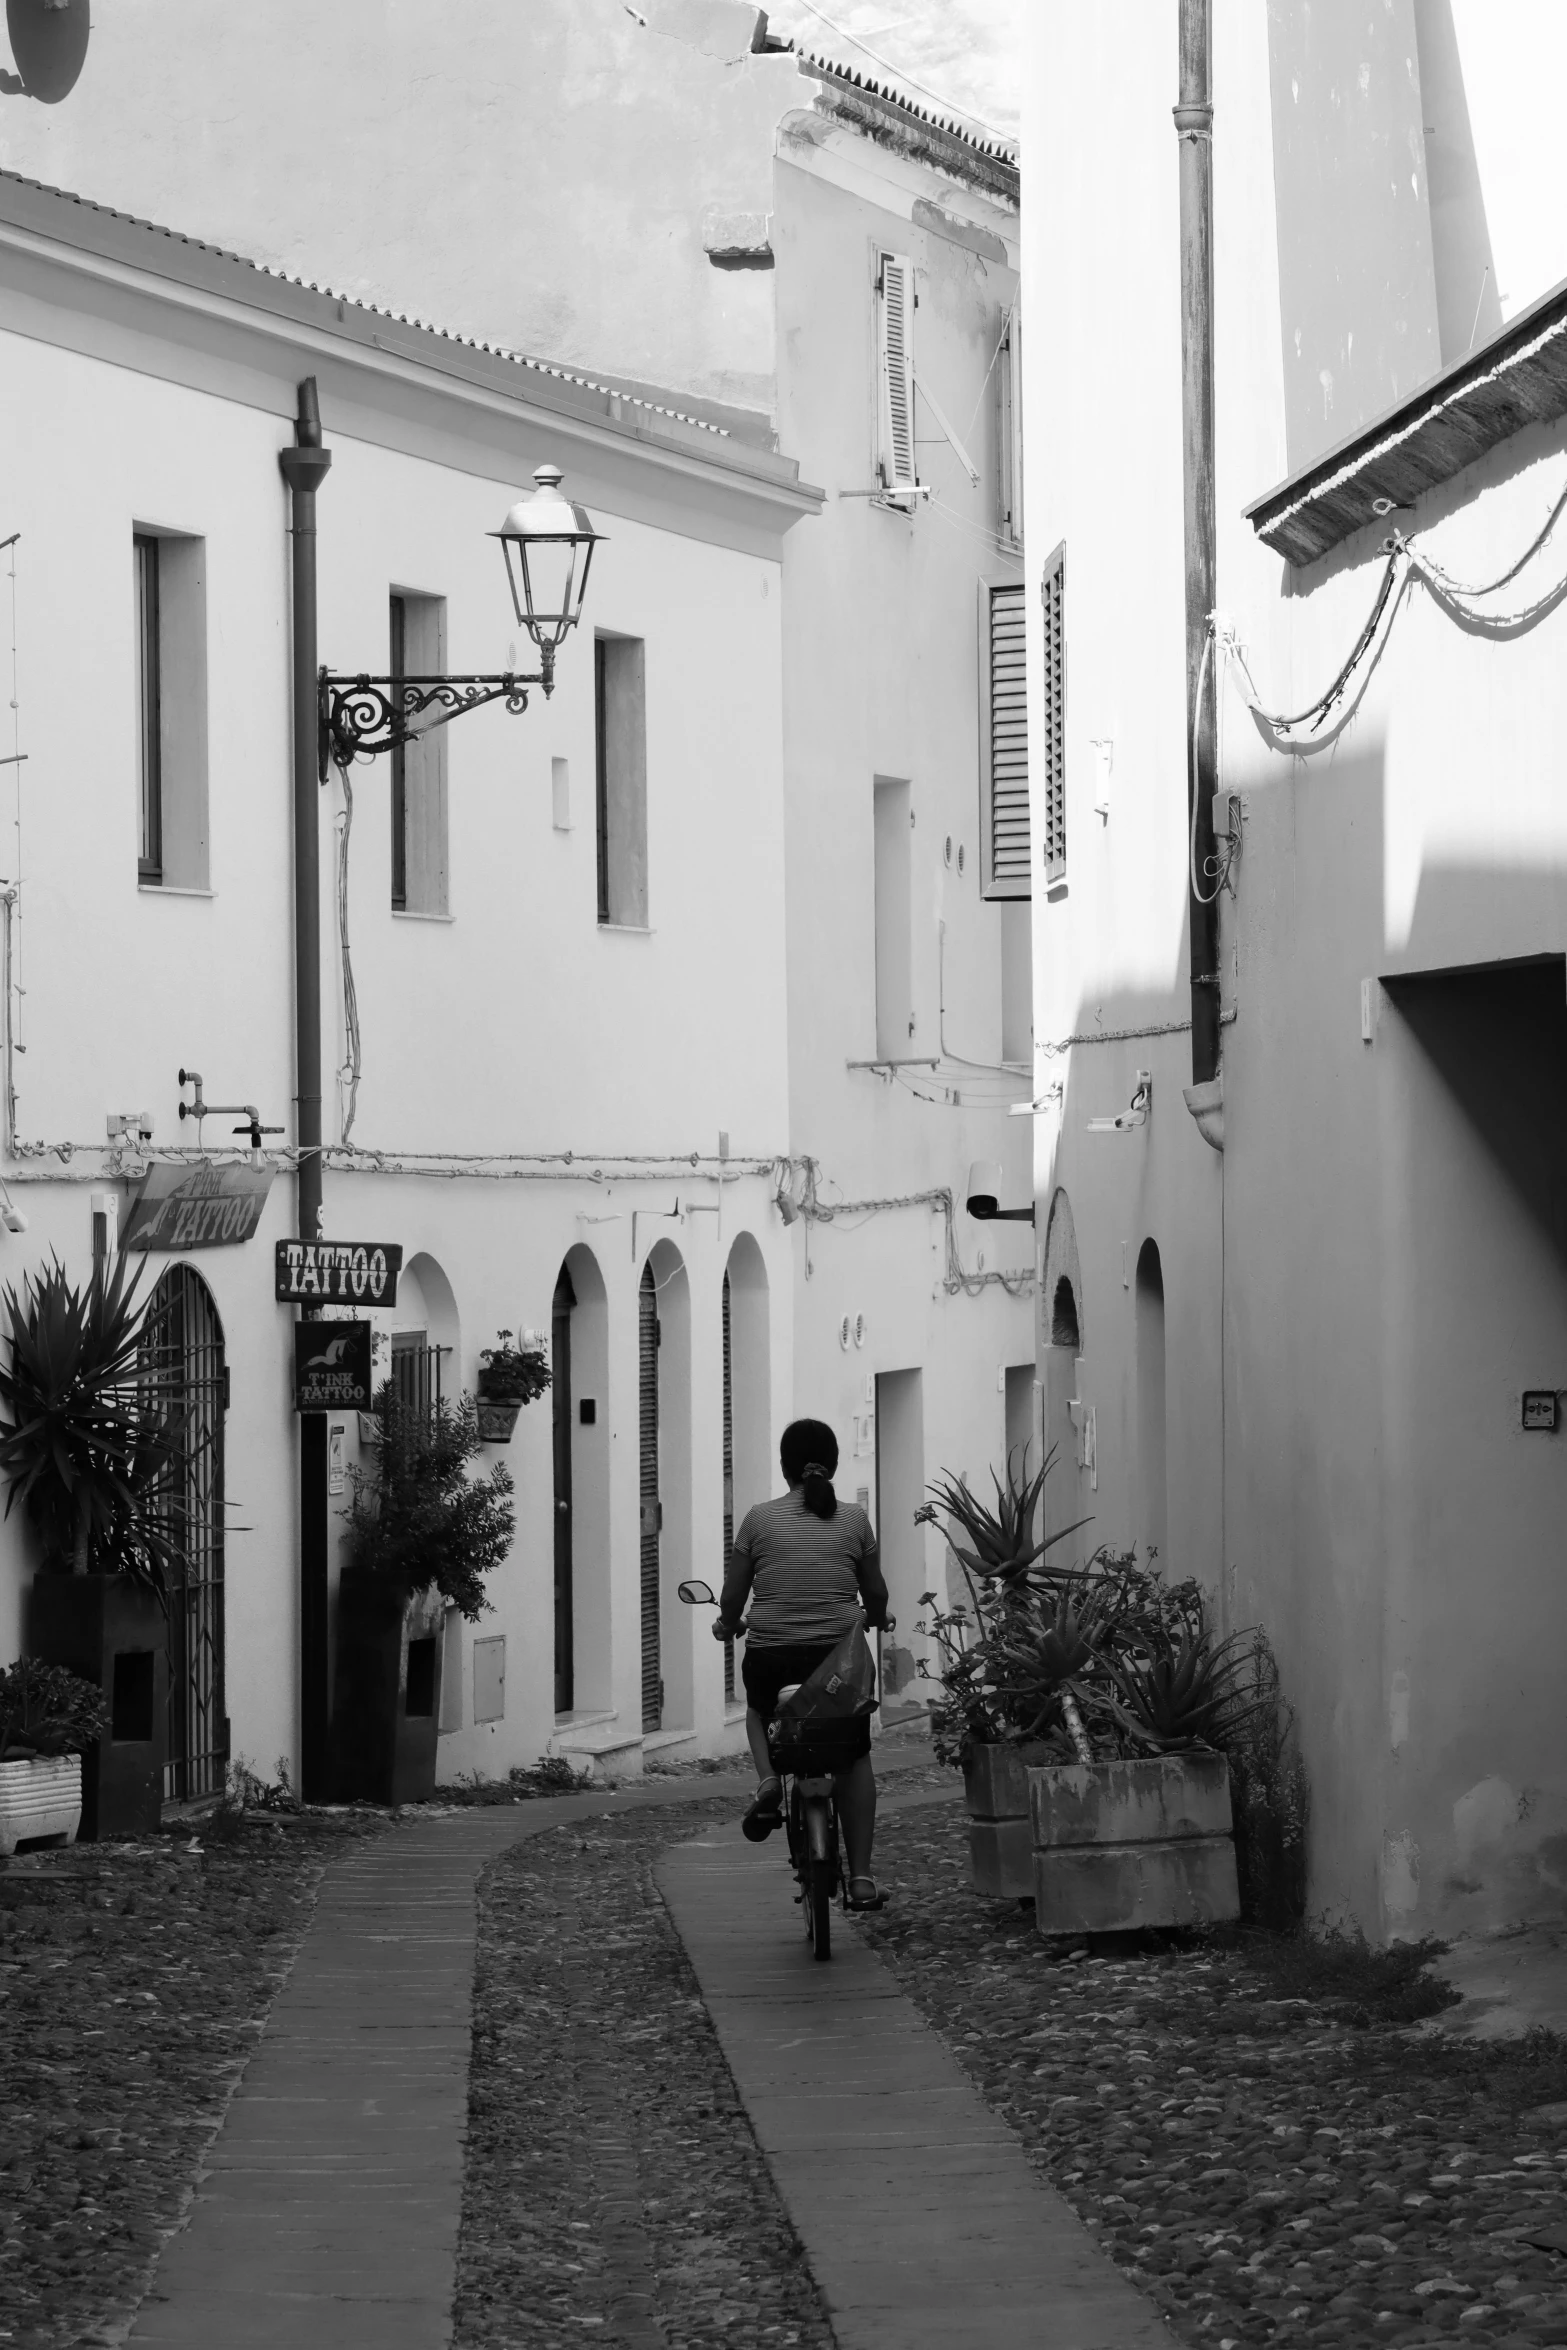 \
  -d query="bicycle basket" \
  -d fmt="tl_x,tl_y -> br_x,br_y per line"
769,1712 -> 864,1772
